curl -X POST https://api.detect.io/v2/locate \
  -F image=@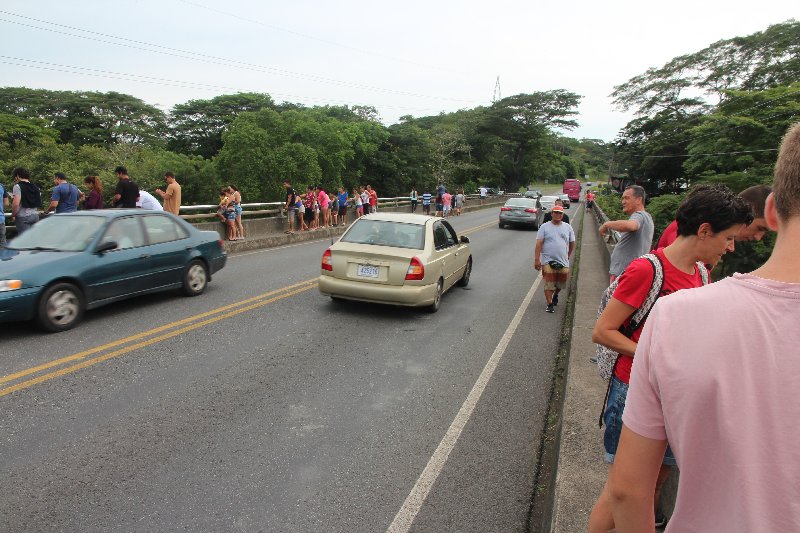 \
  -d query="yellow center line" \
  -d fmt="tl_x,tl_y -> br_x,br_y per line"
0,278 -> 317,386
0,283 -> 318,397
1,218 -> 498,397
